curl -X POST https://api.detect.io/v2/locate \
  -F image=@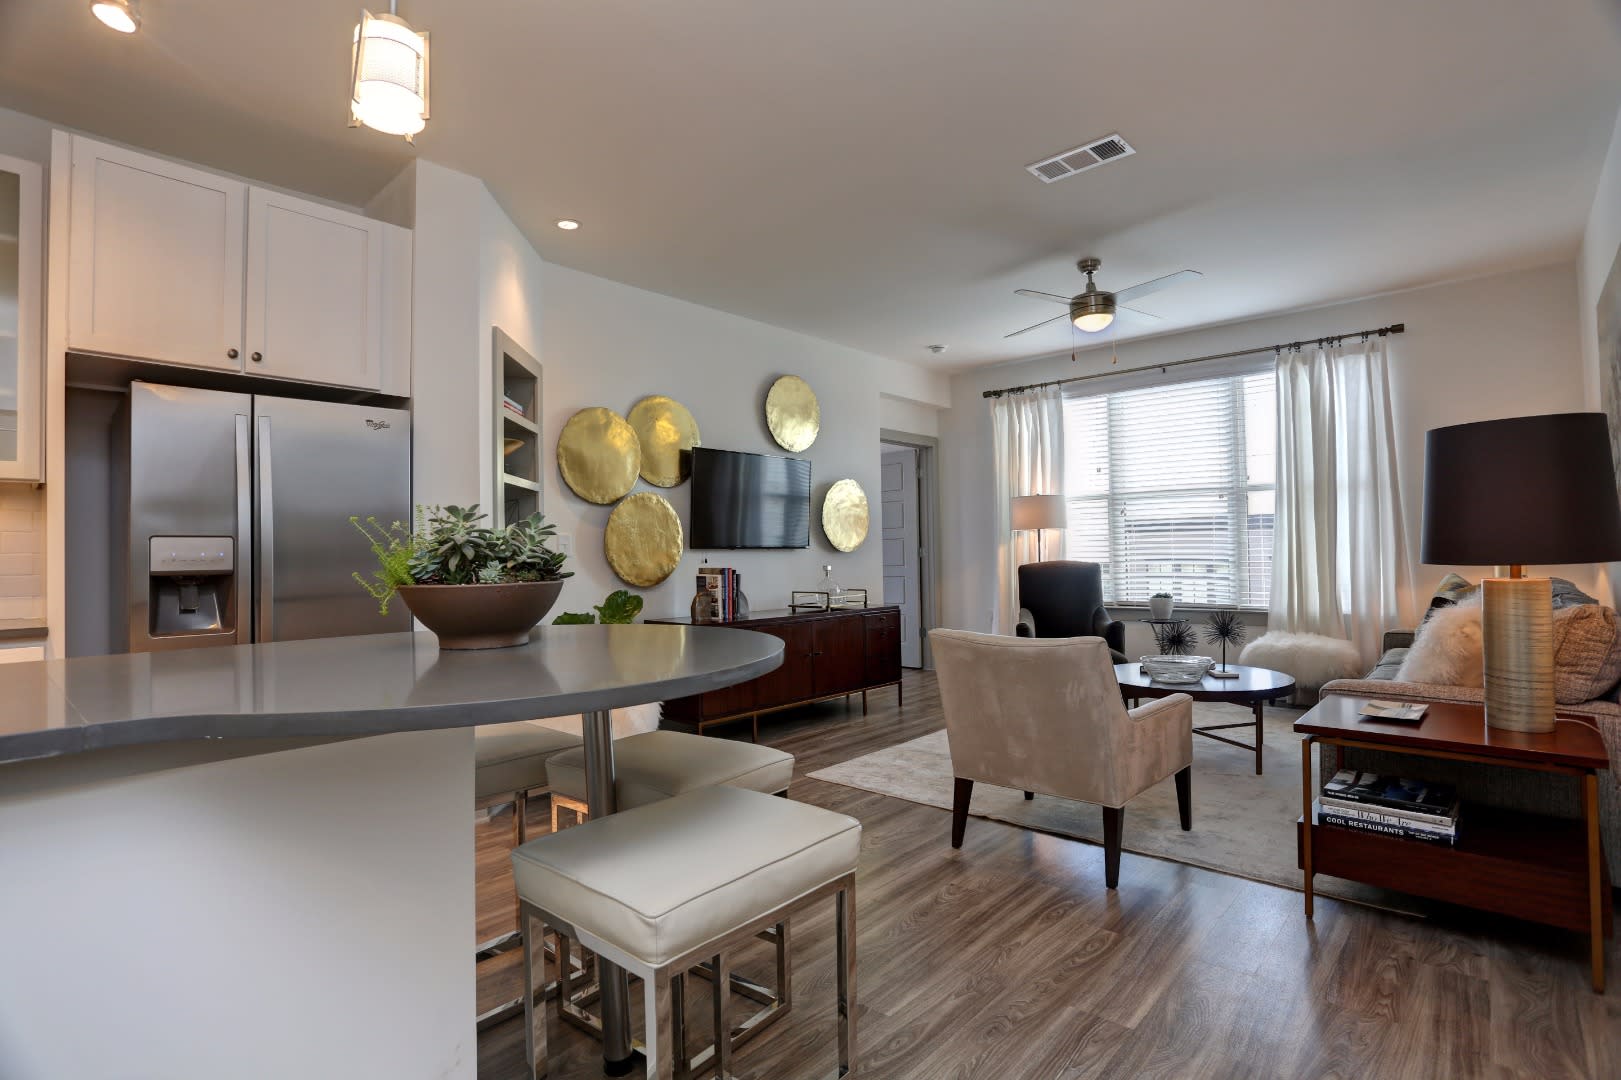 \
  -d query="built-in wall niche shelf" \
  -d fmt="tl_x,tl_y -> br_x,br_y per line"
493,327 -> 543,528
